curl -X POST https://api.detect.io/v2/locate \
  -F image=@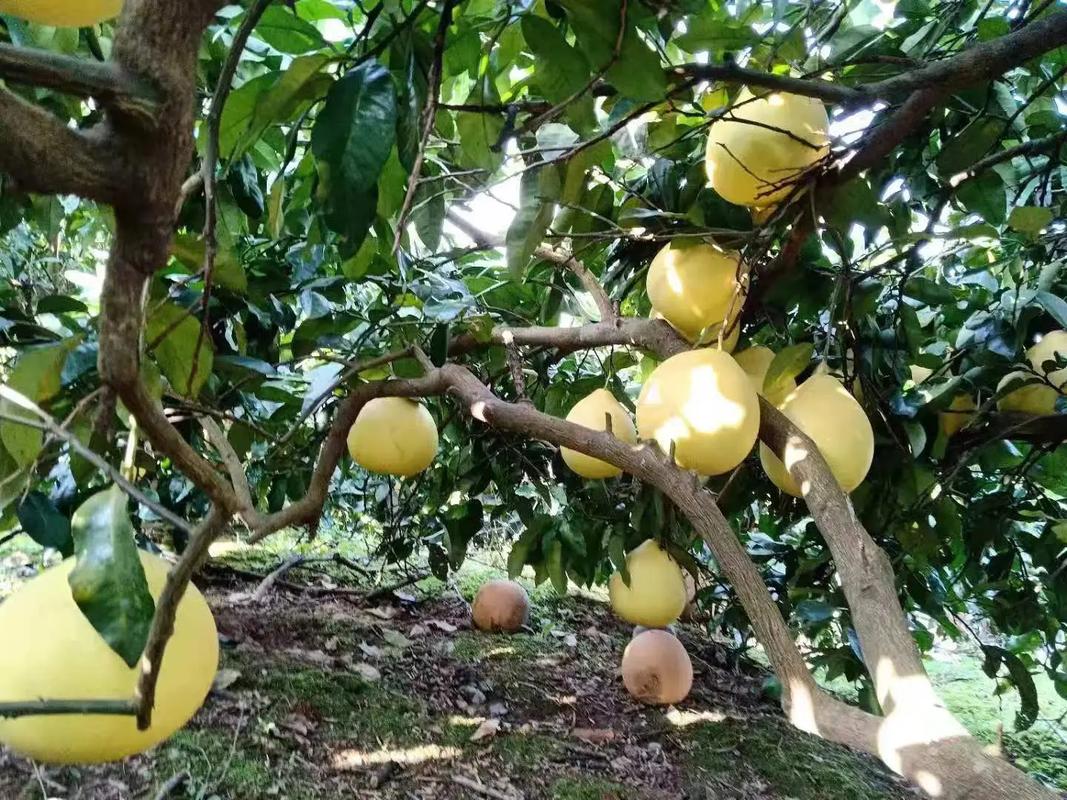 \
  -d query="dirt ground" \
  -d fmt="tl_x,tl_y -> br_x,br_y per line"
0,550 -> 927,799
